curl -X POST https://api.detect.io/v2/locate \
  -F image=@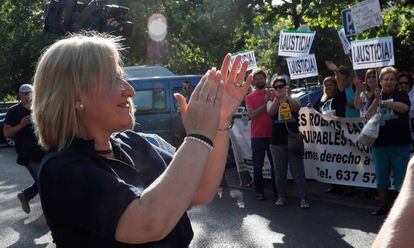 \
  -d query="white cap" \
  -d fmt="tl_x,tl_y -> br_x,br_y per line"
19,84 -> 33,93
